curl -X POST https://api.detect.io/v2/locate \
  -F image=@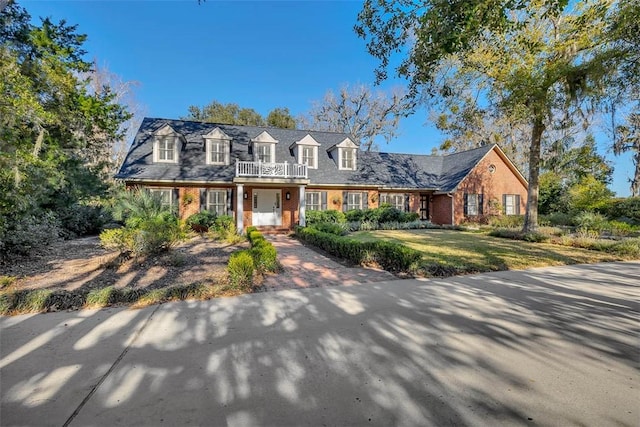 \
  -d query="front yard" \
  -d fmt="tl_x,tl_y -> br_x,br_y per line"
351,229 -> 633,274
